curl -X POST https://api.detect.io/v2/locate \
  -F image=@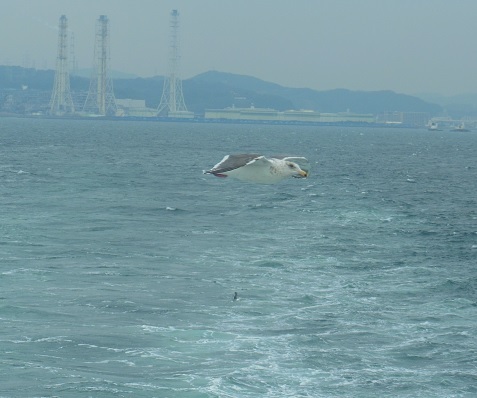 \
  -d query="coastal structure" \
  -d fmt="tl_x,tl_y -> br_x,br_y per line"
83,15 -> 117,116
205,106 -> 375,124
49,15 -> 75,115
377,111 -> 430,127
115,99 -> 157,117
157,10 -> 193,118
